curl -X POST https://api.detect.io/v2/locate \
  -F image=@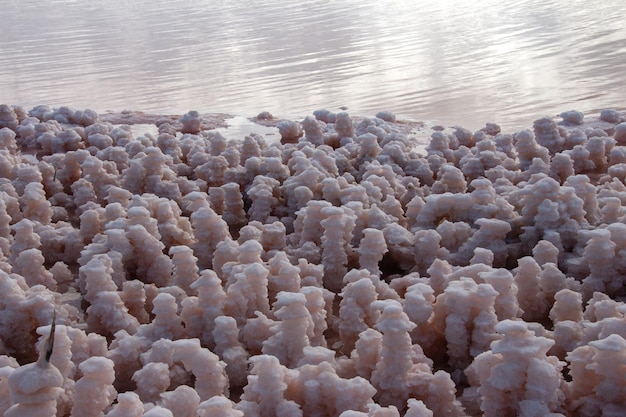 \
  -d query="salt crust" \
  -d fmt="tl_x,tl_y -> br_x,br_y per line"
0,104 -> 626,416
